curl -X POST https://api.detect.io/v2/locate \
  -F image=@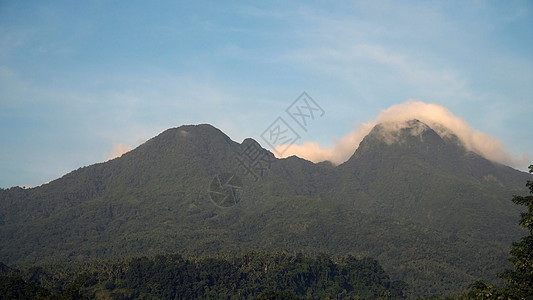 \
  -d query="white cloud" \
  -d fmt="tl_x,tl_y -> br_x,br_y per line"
273,100 -> 530,168
107,142 -> 133,161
